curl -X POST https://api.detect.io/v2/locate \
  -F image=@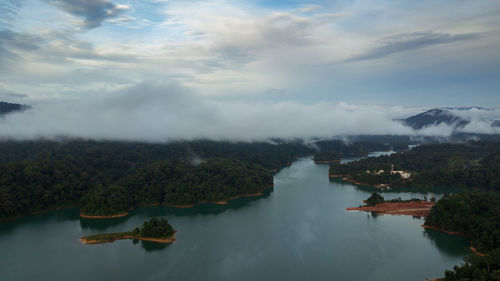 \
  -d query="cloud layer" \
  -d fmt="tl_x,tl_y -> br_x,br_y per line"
1,0 -> 499,105
45,0 -> 129,29
1,82 -> 498,142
